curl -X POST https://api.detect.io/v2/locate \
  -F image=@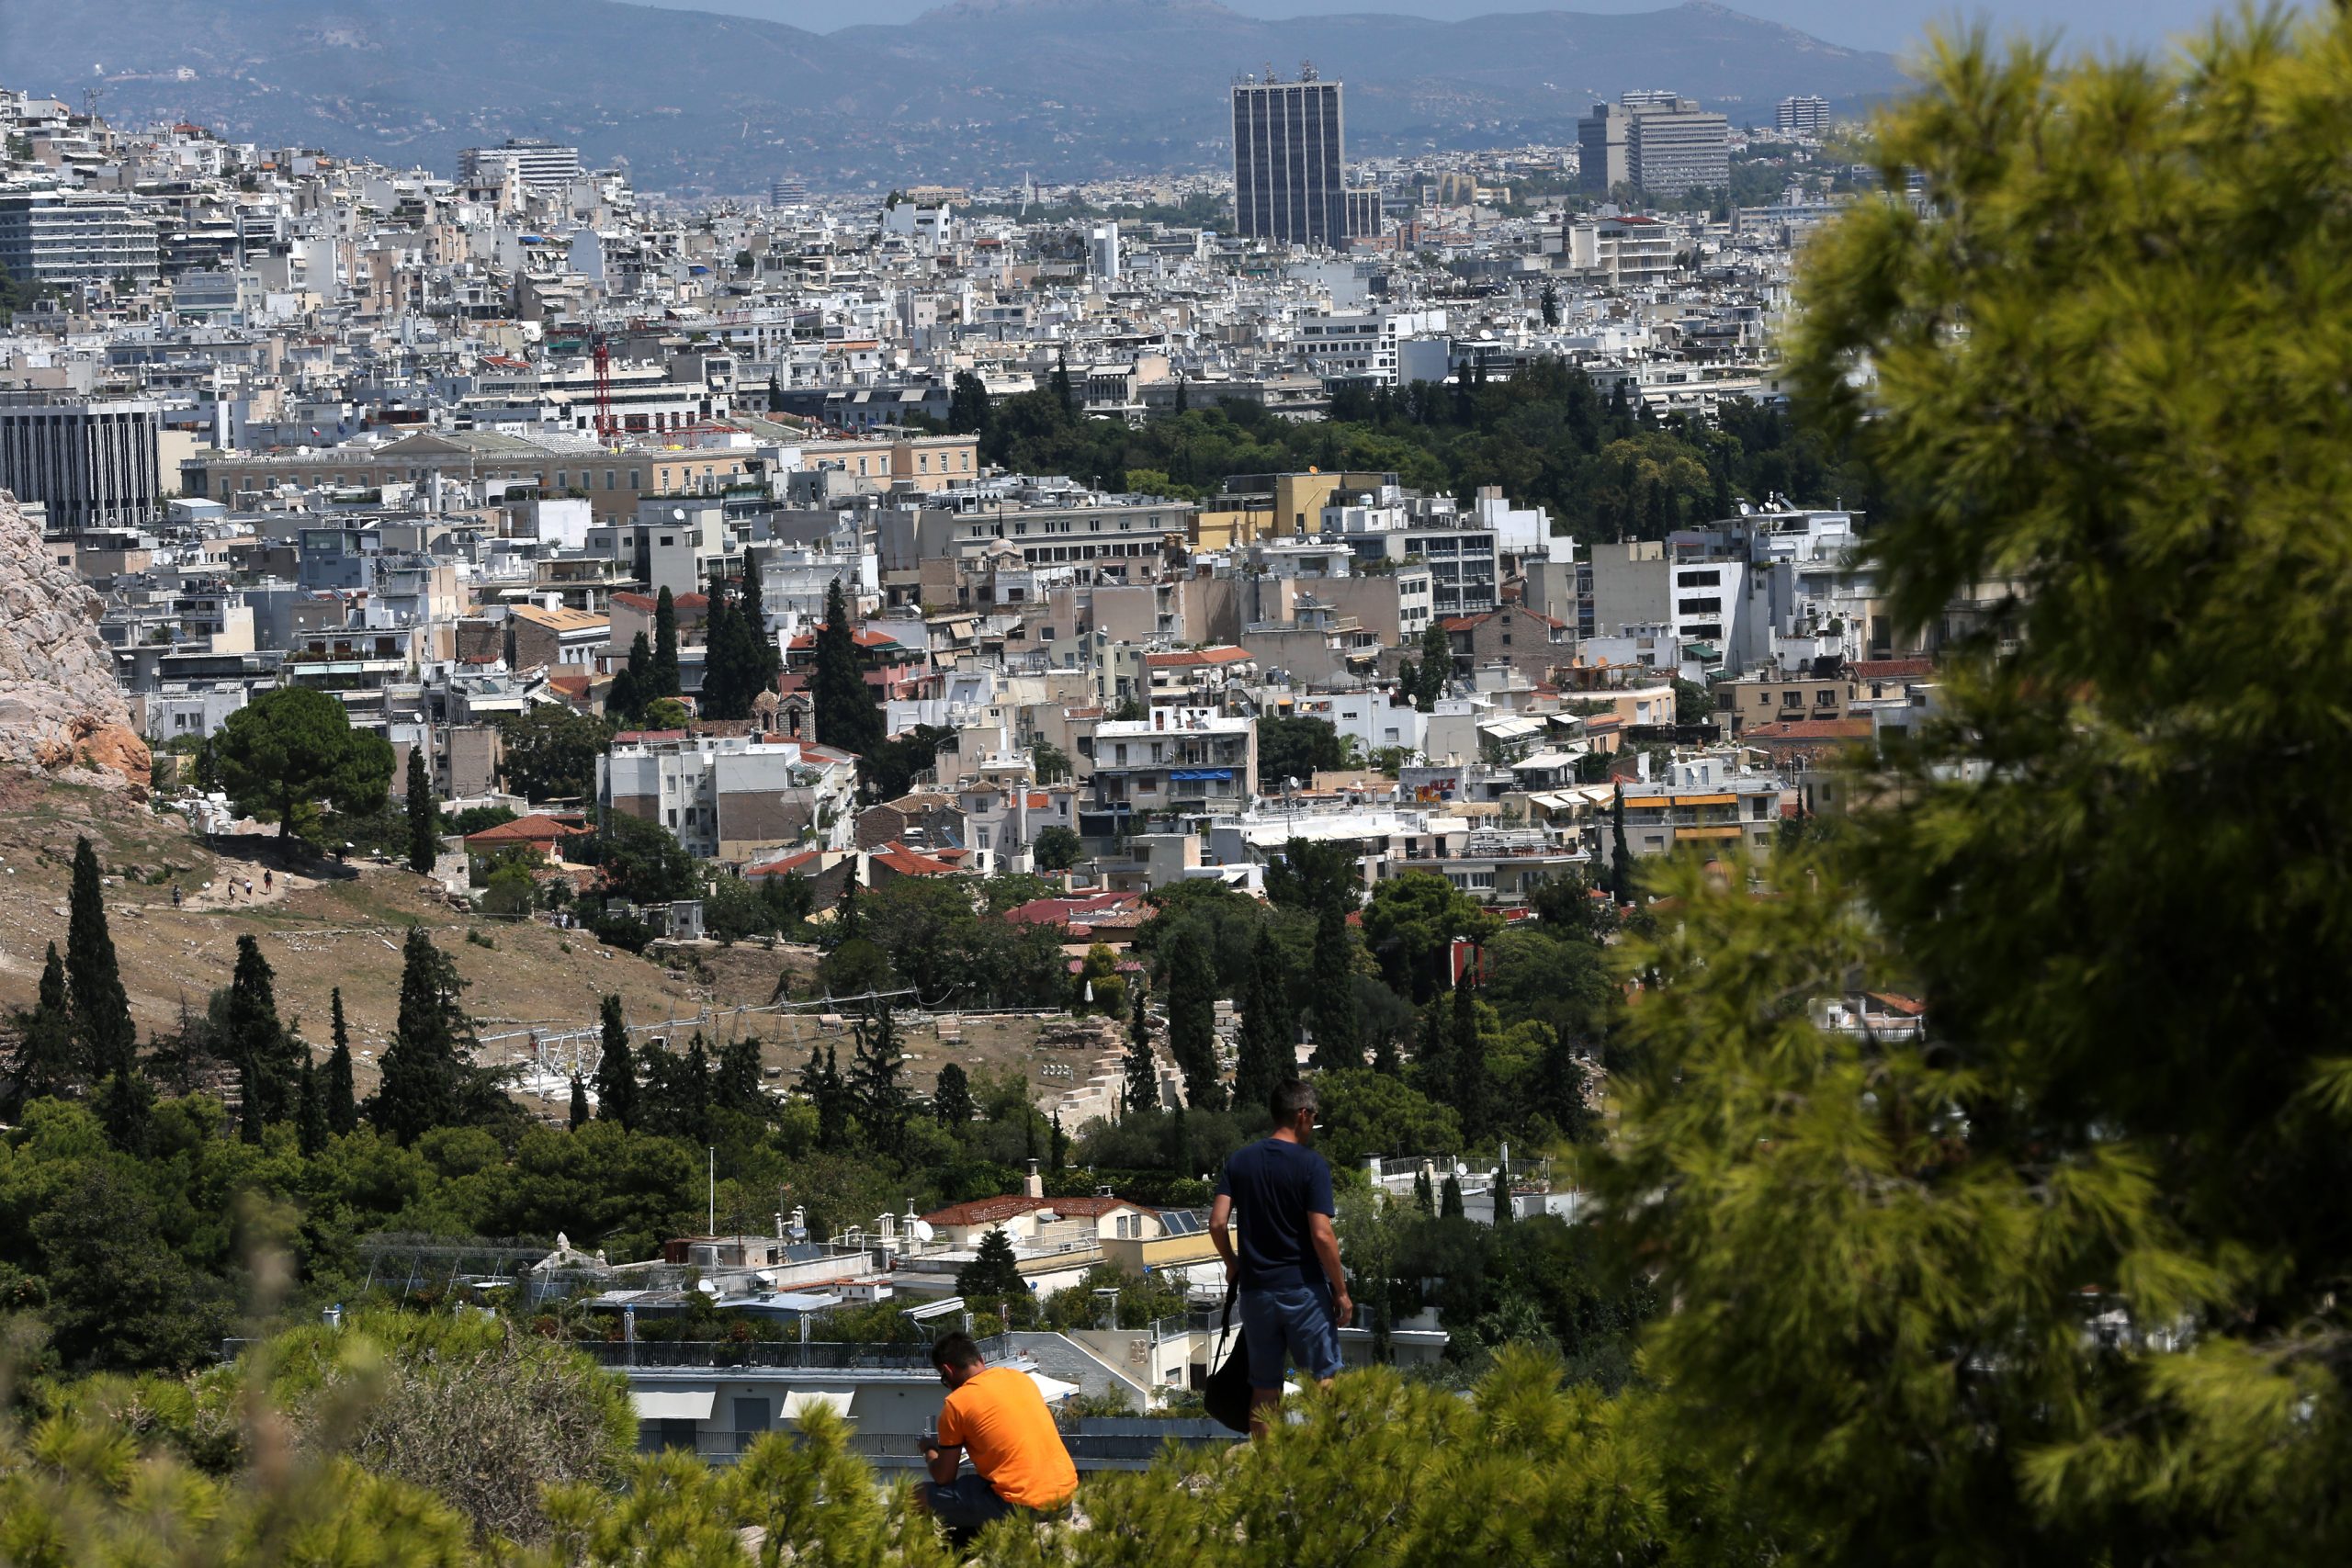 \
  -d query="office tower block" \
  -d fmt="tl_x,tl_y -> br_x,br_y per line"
458,138 -> 582,193
0,393 -> 164,531
1577,92 -> 1729,200
1231,73 -> 1347,248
